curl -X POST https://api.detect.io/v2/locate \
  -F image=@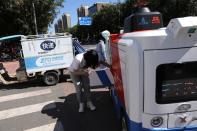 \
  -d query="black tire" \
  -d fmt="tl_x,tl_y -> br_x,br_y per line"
43,71 -> 59,86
